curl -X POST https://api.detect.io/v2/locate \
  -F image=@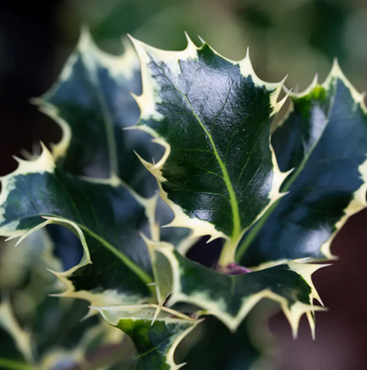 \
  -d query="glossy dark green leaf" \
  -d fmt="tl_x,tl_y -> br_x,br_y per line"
34,29 -> 190,247
131,36 -> 288,265
238,63 -> 367,267
98,305 -> 201,370
0,149 -> 154,307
